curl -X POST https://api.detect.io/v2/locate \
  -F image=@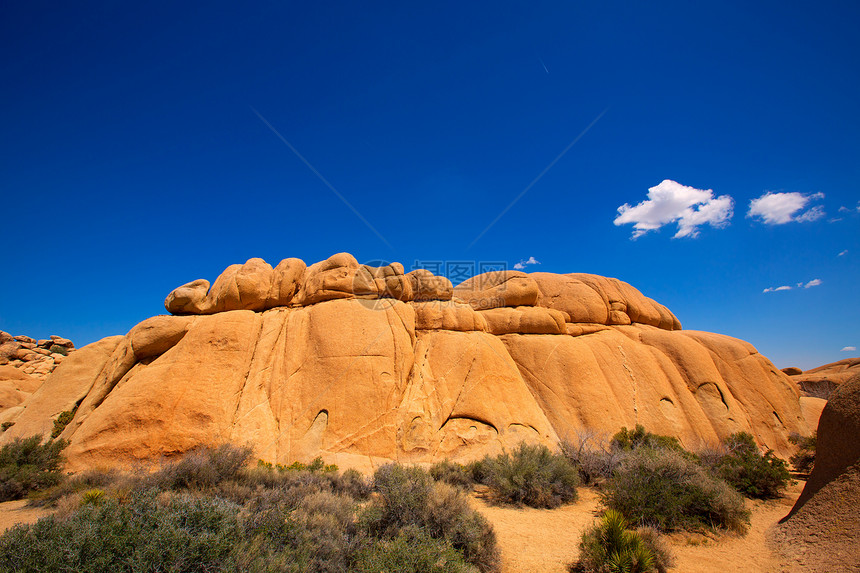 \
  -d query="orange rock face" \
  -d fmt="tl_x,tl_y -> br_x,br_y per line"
1,254 -> 810,471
